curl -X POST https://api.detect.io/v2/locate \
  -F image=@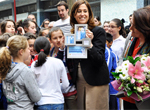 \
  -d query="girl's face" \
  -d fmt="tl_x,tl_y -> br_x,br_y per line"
108,21 -> 120,37
5,21 -> 15,35
42,29 -> 49,36
74,4 -> 89,24
94,18 -> 99,26
25,21 -> 36,34
103,23 -> 109,33
44,21 -> 50,28
50,30 -> 64,49
28,39 -> 36,56
22,42 -> 30,62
